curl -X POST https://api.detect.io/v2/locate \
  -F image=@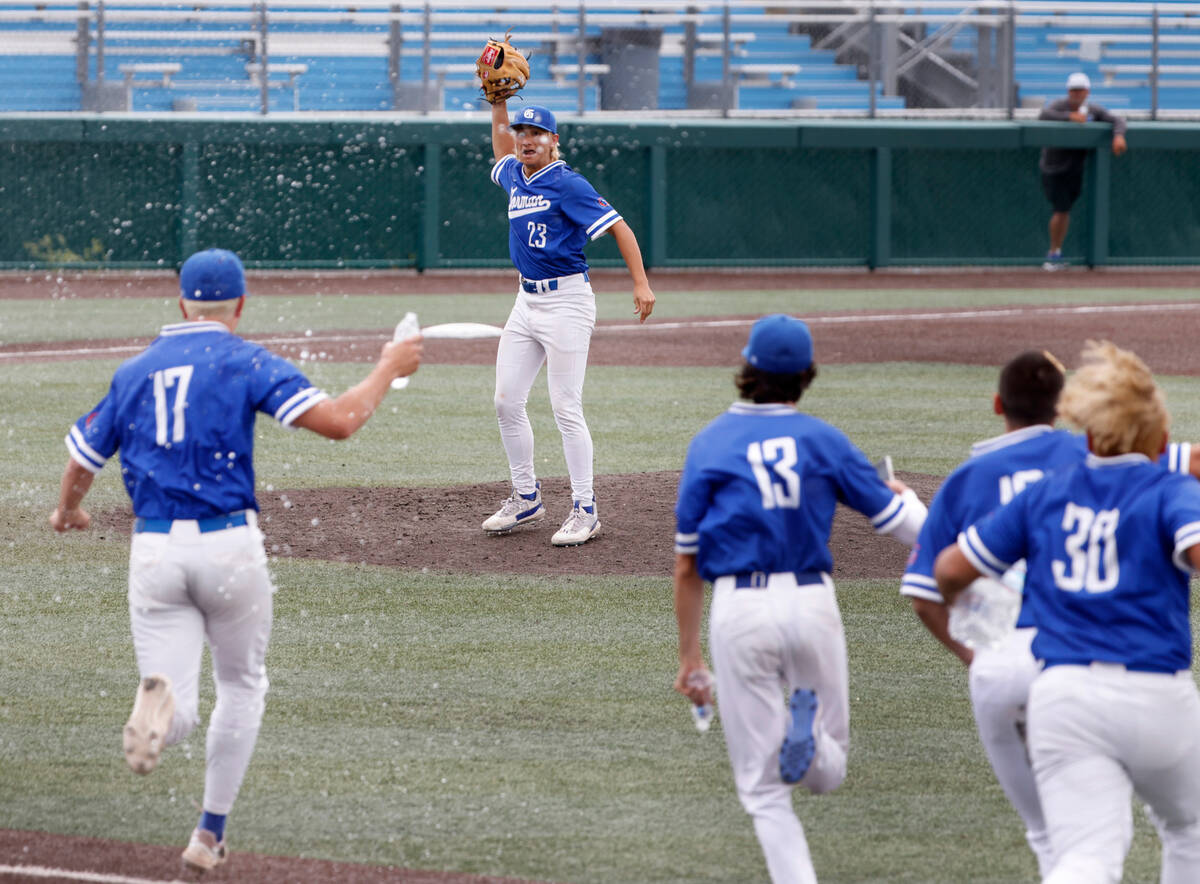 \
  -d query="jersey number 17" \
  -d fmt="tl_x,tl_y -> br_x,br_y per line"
153,365 -> 194,446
